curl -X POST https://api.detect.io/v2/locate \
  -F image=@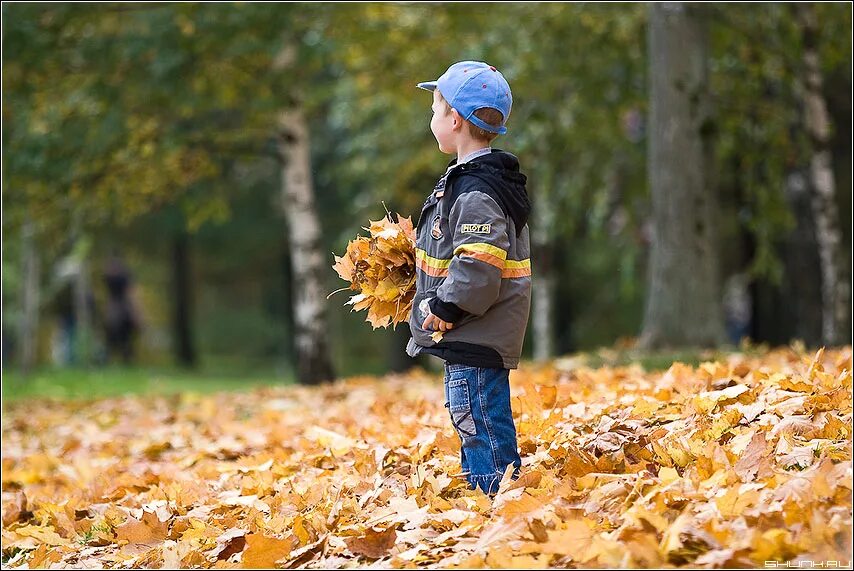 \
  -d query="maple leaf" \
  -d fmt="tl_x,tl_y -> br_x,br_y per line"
330,210 -> 417,329
241,533 -> 297,568
2,490 -> 28,527
3,345 -> 851,569
25,544 -> 62,568
114,510 -> 168,545
209,527 -> 248,561
733,431 -> 768,482
344,526 -> 397,559
9,524 -> 70,547
537,519 -> 600,561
